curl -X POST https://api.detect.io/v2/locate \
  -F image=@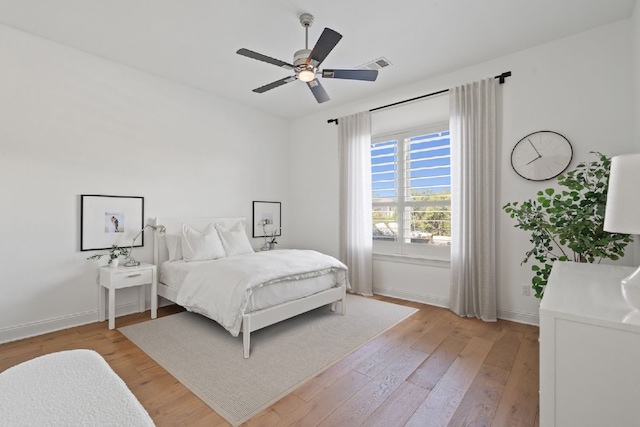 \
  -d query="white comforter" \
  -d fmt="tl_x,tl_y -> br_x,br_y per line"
176,249 -> 348,336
